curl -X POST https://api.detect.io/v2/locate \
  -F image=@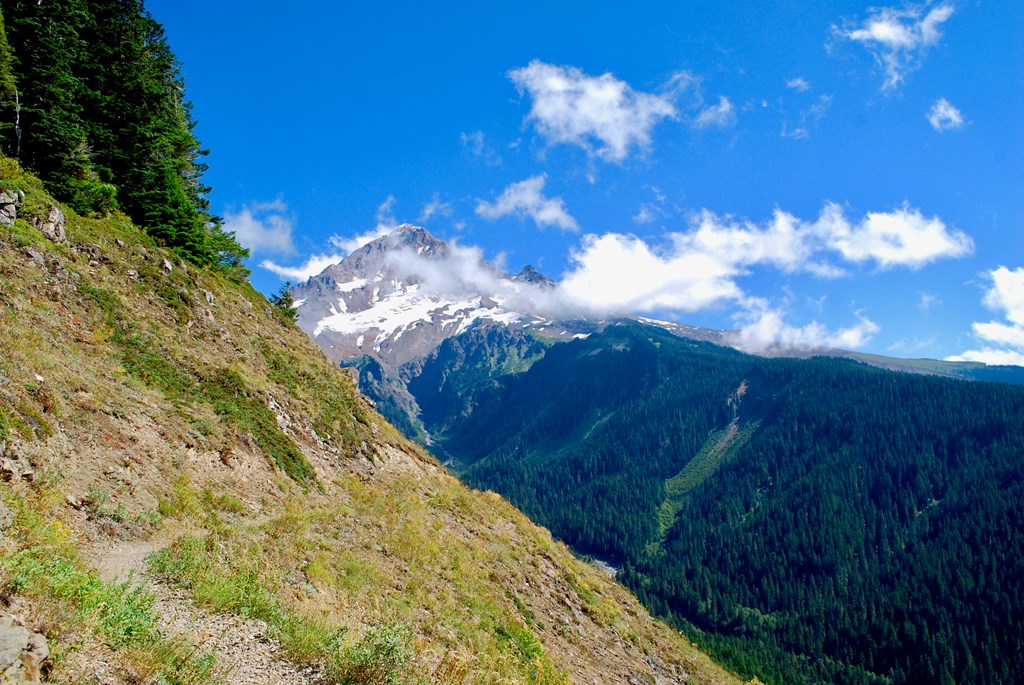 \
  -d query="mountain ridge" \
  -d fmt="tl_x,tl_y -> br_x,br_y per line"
292,225 -> 1024,443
